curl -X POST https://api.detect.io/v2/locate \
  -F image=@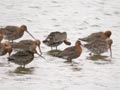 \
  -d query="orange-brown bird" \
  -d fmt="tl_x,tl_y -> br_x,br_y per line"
56,40 -> 82,62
